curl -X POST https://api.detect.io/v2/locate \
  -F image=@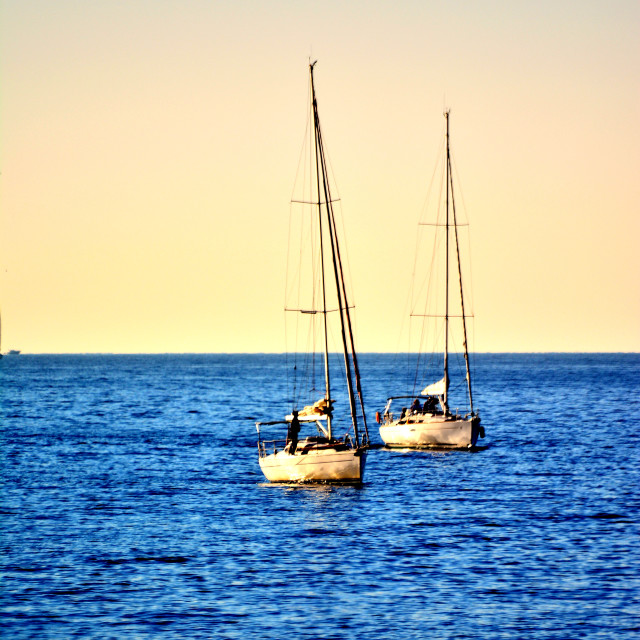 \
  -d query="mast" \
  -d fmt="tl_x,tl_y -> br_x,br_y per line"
447,115 -> 474,413
309,62 -> 332,439
309,61 -> 362,446
443,110 -> 450,410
